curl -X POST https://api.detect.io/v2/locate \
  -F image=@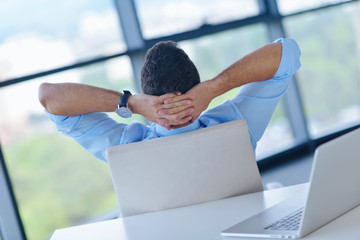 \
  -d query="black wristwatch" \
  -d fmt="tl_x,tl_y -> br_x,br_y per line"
116,90 -> 132,118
